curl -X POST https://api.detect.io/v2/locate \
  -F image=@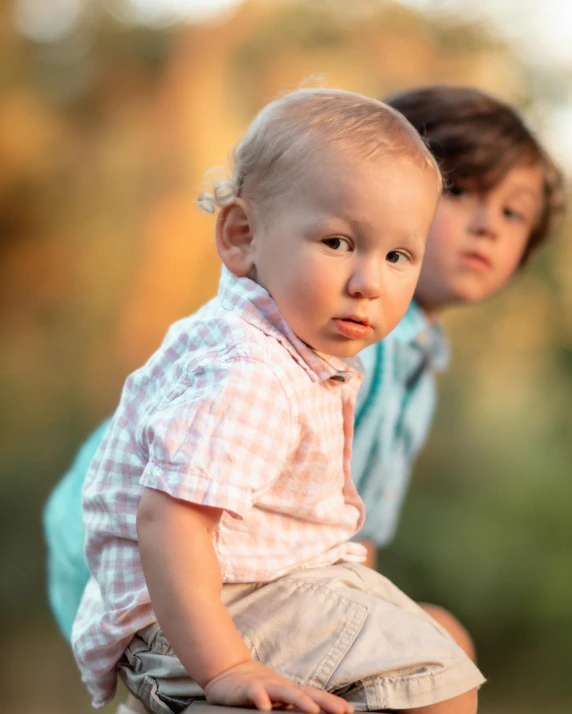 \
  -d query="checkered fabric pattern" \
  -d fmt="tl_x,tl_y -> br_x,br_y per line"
72,266 -> 366,707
